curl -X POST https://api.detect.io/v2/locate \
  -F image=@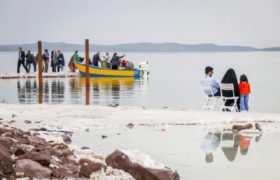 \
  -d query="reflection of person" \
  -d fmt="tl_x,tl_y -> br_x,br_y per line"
201,66 -> 220,96
239,136 -> 251,155
221,69 -> 240,110
221,132 -> 240,162
201,132 -> 221,163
